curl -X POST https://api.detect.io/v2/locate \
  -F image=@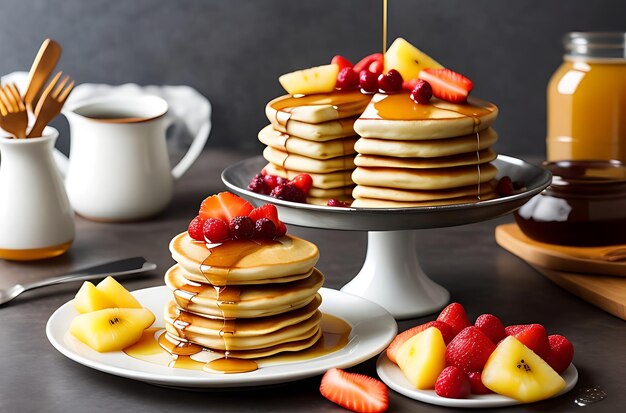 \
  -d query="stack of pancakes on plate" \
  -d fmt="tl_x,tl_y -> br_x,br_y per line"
163,232 -> 324,359
351,93 -> 500,207
261,90 -> 371,205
